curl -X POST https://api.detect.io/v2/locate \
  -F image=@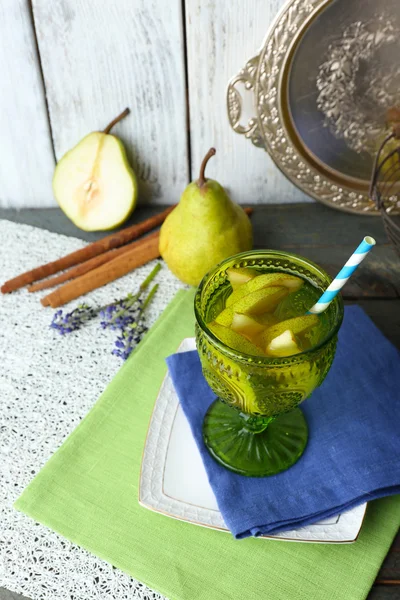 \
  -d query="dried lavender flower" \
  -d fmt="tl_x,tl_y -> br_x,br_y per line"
112,283 -> 159,360
99,294 -> 143,330
50,263 -> 161,359
99,263 -> 161,331
50,303 -> 97,335
112,321 -> 148,360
